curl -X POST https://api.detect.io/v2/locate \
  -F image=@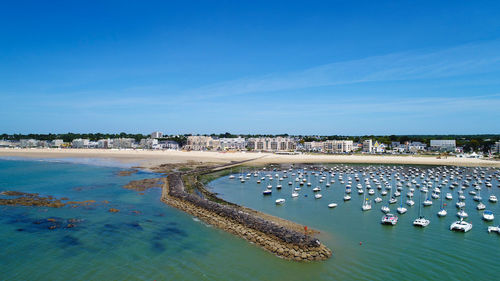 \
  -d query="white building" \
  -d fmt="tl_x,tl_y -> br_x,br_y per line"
430,140 -> 456,152
362,139 -> 373,153
247,137 -> 296,151
140,138 -> 159,149
323,140 -> 354,153
184,136 -> 214,150
71,139 -> 90,148
151,131 -> 163,139
97,139 -> 112,149
20,139 -> 38,148
51,139 -> 64,147
112,138 -> 135,149
218,137 -> 246,150
303,141 -> 323,152
494,141 -> 500,154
